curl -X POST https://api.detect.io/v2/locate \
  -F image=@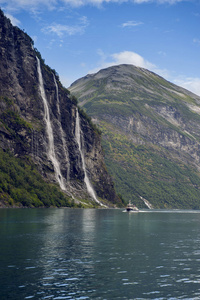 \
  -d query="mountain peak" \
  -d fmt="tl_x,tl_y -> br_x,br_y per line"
69,64 -> 200,209
70,64 -> 200,105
